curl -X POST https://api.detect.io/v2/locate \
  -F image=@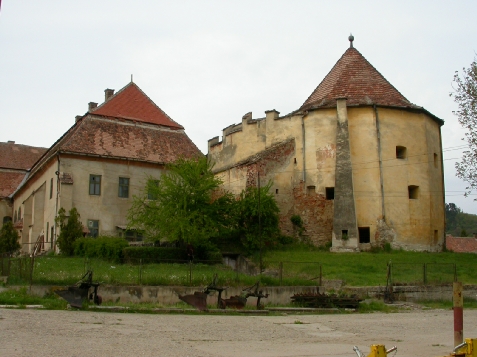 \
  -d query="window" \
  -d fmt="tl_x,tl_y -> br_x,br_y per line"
87,220 -> 99,237
2,216 -> 12,224
396,146 -> 407,159
14,210 -> 17,222
118,177 -> 130,198
307,185 -> 315,194
50,226 -> 54,249
46,222 -> 49,242
341,230 -> 348,240
408,185 -> 419,199
18,207 -> 21,220
326,187 -> 335,200
118,228 -> 143,242
147,180 -> 159,200
434,153 -> 438,168
50,178 -> 53,199
358,227 -> 371,243
89,175 -> 101,195
275,189 -> 279,194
